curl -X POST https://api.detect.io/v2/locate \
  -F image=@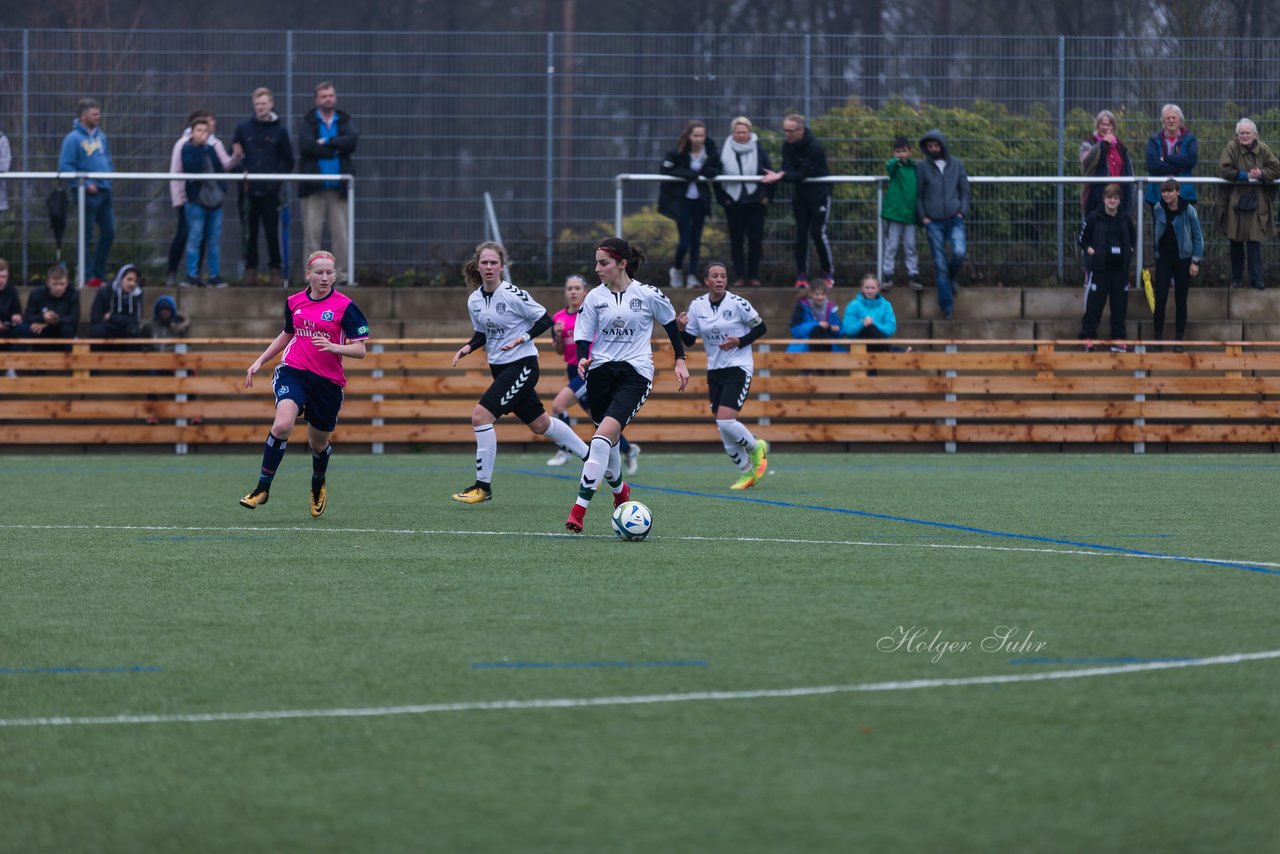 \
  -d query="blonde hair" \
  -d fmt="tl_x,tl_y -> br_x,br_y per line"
305,250 -> 336,273
731,116 -> 752,132
253,87 -> 273,101
463,241 -> 509,289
